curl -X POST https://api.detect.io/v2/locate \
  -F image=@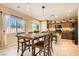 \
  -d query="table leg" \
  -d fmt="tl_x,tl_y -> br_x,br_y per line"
48,36 -> 51,56
21,39 -> 27,56
32,40 -> 35,56
17,38 -> 19,52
